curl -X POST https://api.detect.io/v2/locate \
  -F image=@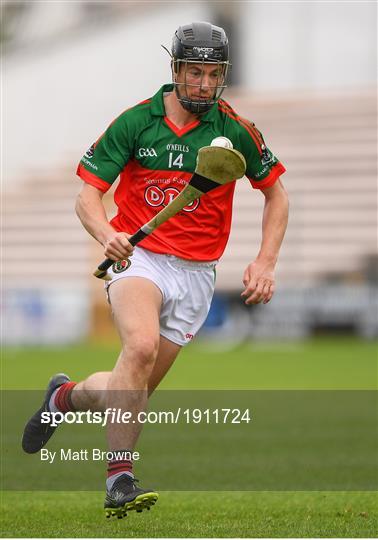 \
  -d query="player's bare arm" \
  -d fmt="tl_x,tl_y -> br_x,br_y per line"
75,183 -> 134,261
241,179 -> 289,305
